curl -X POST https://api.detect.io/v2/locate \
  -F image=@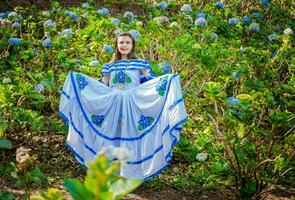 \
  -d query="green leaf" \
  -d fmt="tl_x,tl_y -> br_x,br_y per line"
0,138 -> 12,149
0,192 -> 14,200
64,179 -> 94,200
